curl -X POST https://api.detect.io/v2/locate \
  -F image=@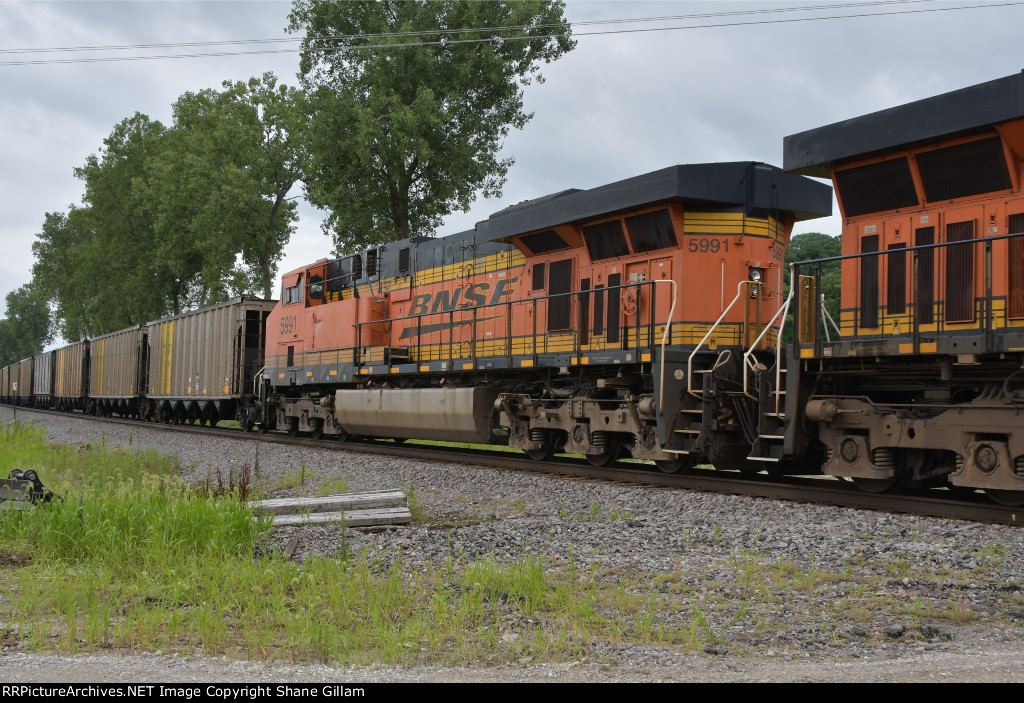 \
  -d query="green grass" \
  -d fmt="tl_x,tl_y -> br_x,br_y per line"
0,420 -> 717,664
0,419 -> 1008,665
